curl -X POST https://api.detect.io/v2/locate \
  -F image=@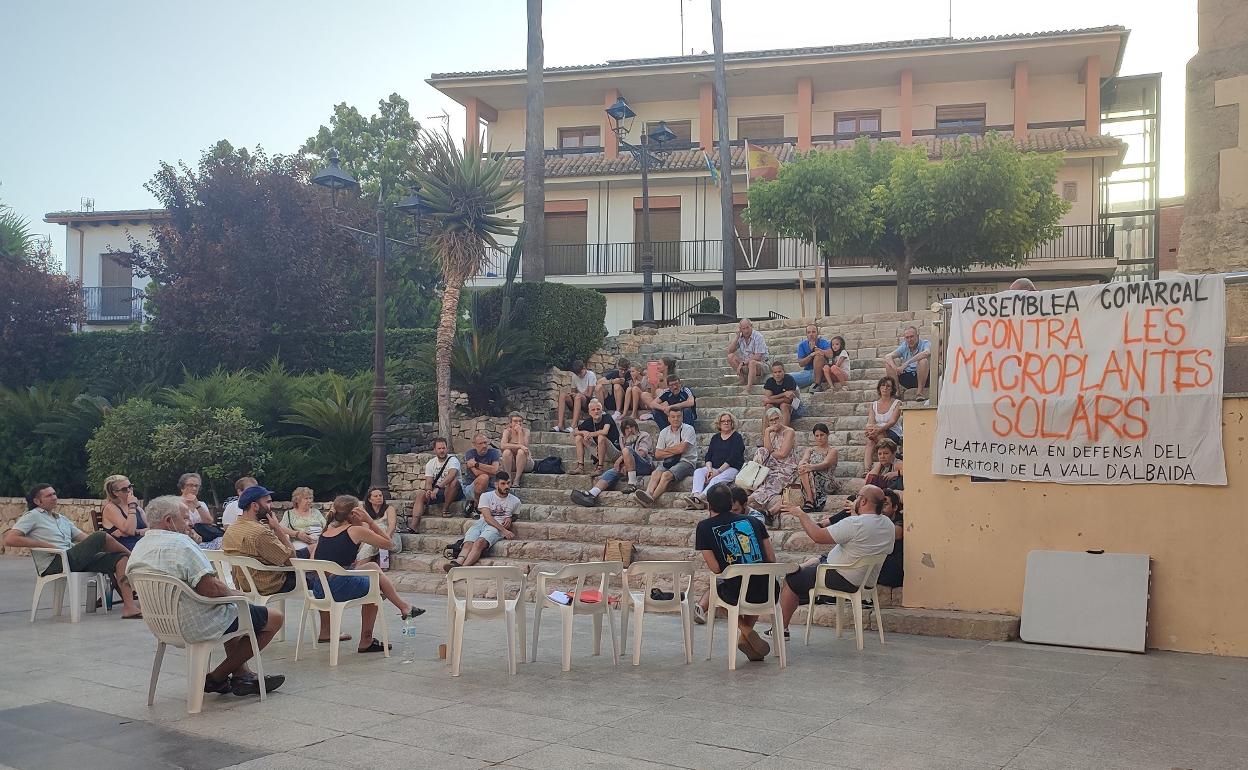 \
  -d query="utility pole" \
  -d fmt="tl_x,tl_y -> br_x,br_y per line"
711,0 -> 737,318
